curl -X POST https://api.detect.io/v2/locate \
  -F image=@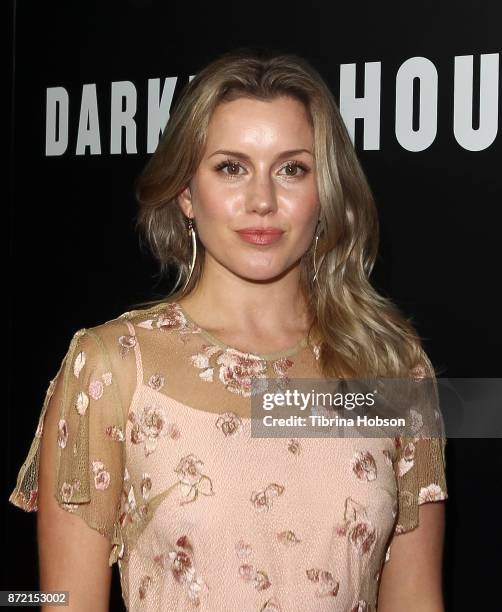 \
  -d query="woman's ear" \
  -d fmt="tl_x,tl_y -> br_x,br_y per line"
177,185 -> 193,218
